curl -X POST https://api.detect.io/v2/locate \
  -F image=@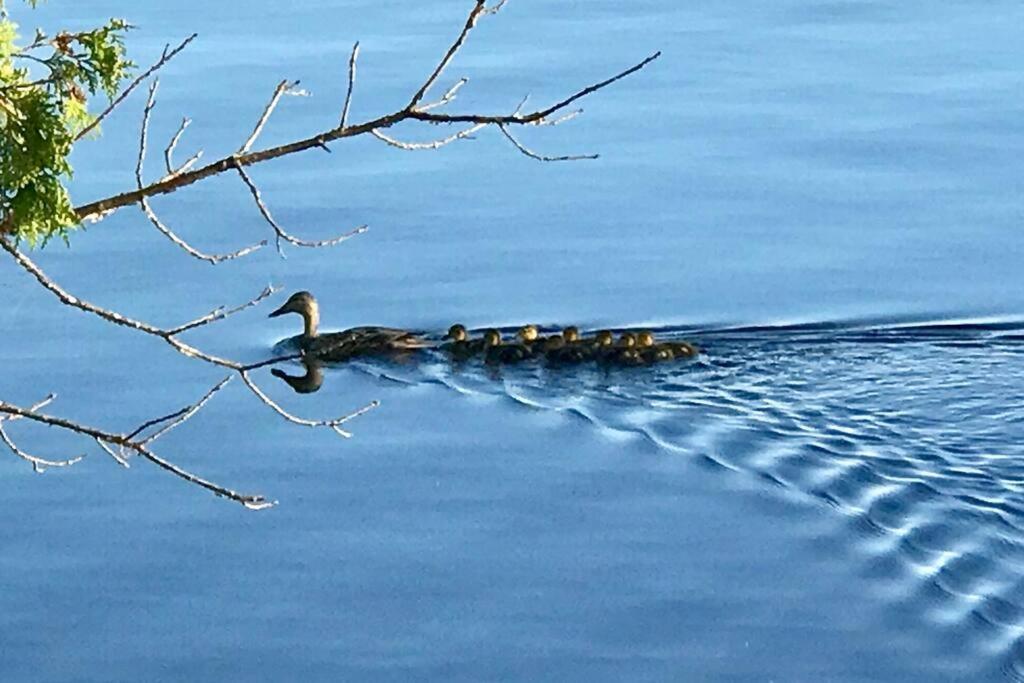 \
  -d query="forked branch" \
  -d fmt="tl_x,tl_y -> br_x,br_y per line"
0,394 -> 273,509
0,235 -> 379,444
56,2 -> 659,226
